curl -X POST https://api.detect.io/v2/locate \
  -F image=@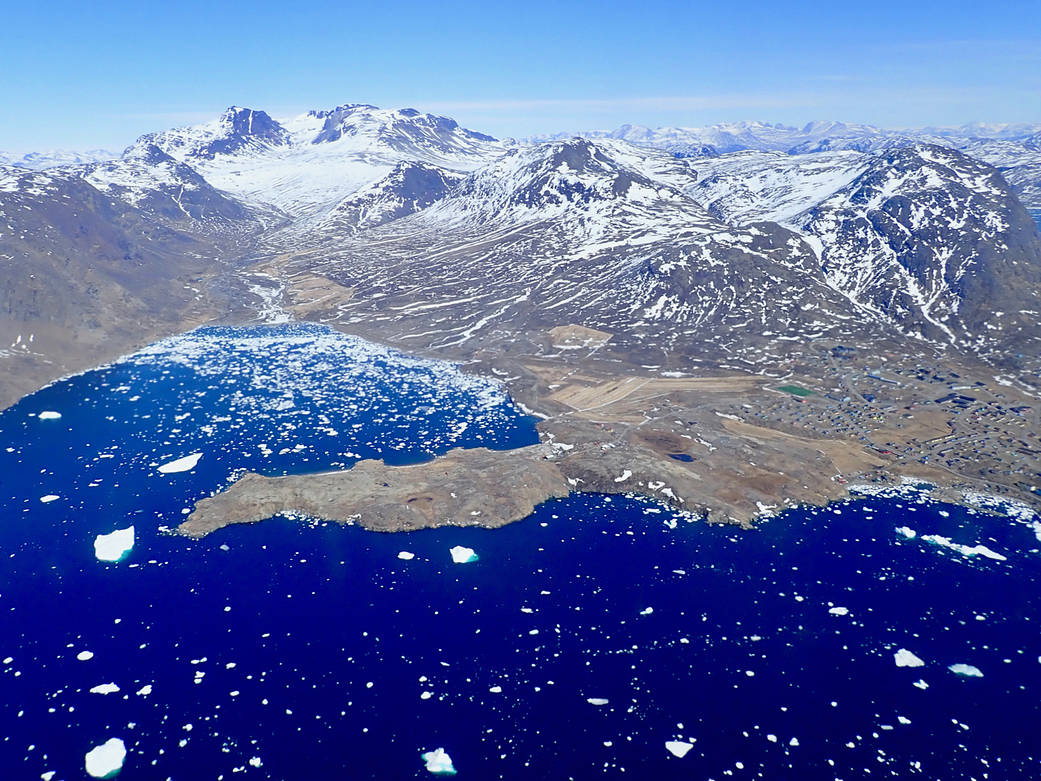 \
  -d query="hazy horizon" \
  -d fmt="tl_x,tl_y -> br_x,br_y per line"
2,0 -> 1038,152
